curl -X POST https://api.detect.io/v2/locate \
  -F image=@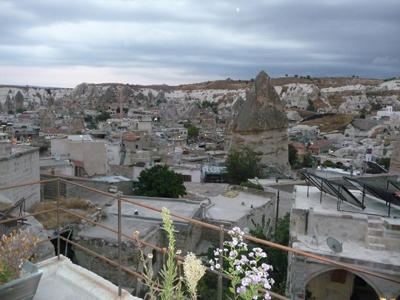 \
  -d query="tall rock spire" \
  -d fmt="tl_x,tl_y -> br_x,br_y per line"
232,70 -> 288,132
226,70 -> 290,174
